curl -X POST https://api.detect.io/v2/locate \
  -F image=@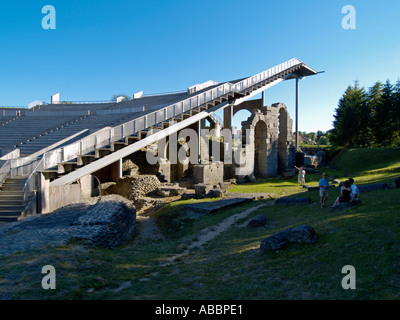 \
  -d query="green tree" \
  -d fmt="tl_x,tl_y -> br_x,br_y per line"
371,80 -> 396,146
367,81 -> 383,145
318,136 -> 328,145
331,81 -> 369,147
393,80 -> 400,145
316,130 -> 324,141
